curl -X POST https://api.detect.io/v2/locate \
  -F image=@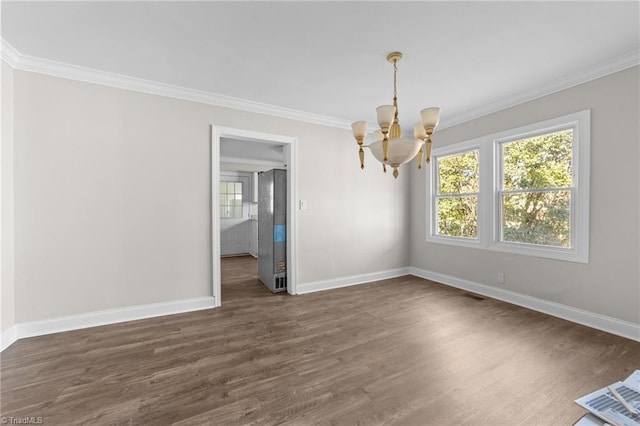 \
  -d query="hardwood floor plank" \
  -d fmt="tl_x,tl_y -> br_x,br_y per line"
2,256 -> 638,425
